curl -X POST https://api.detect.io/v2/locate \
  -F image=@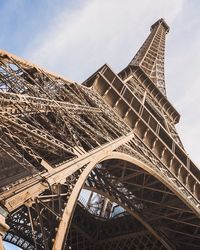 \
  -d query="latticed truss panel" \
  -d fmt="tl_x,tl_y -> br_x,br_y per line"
65,203 -> 167,250
84,158 -> 200,249
0,51 -> 129,190
97,233 -> 166,250
125,75 -> 184,147
4,166 -> 89,249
